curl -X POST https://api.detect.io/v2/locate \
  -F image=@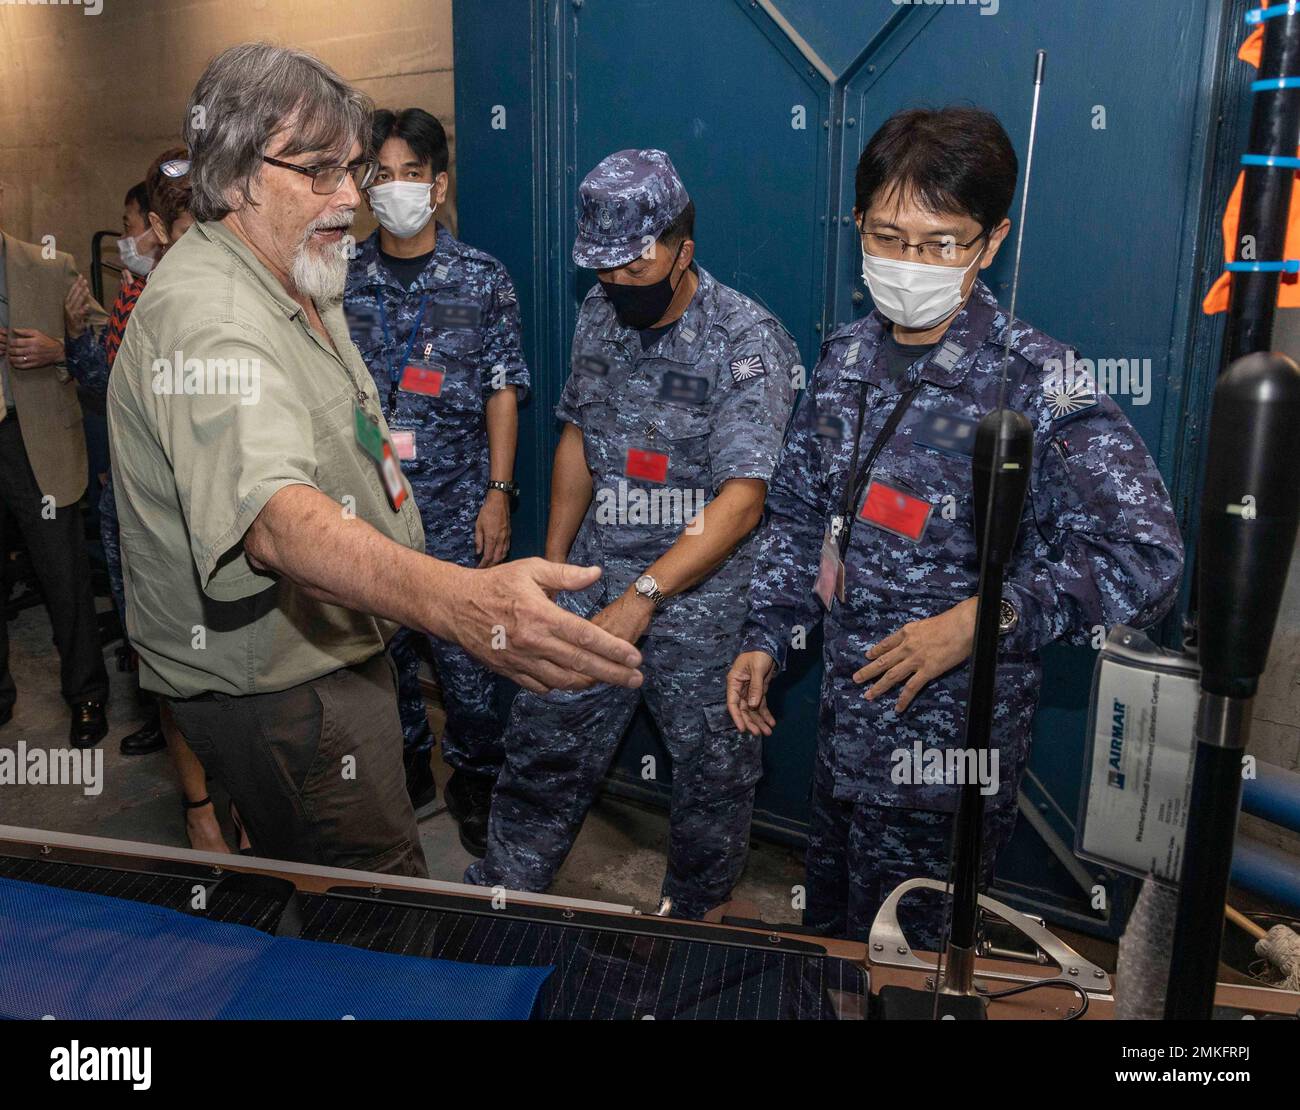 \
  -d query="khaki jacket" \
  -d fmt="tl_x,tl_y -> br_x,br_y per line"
1,231 -> 107,506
